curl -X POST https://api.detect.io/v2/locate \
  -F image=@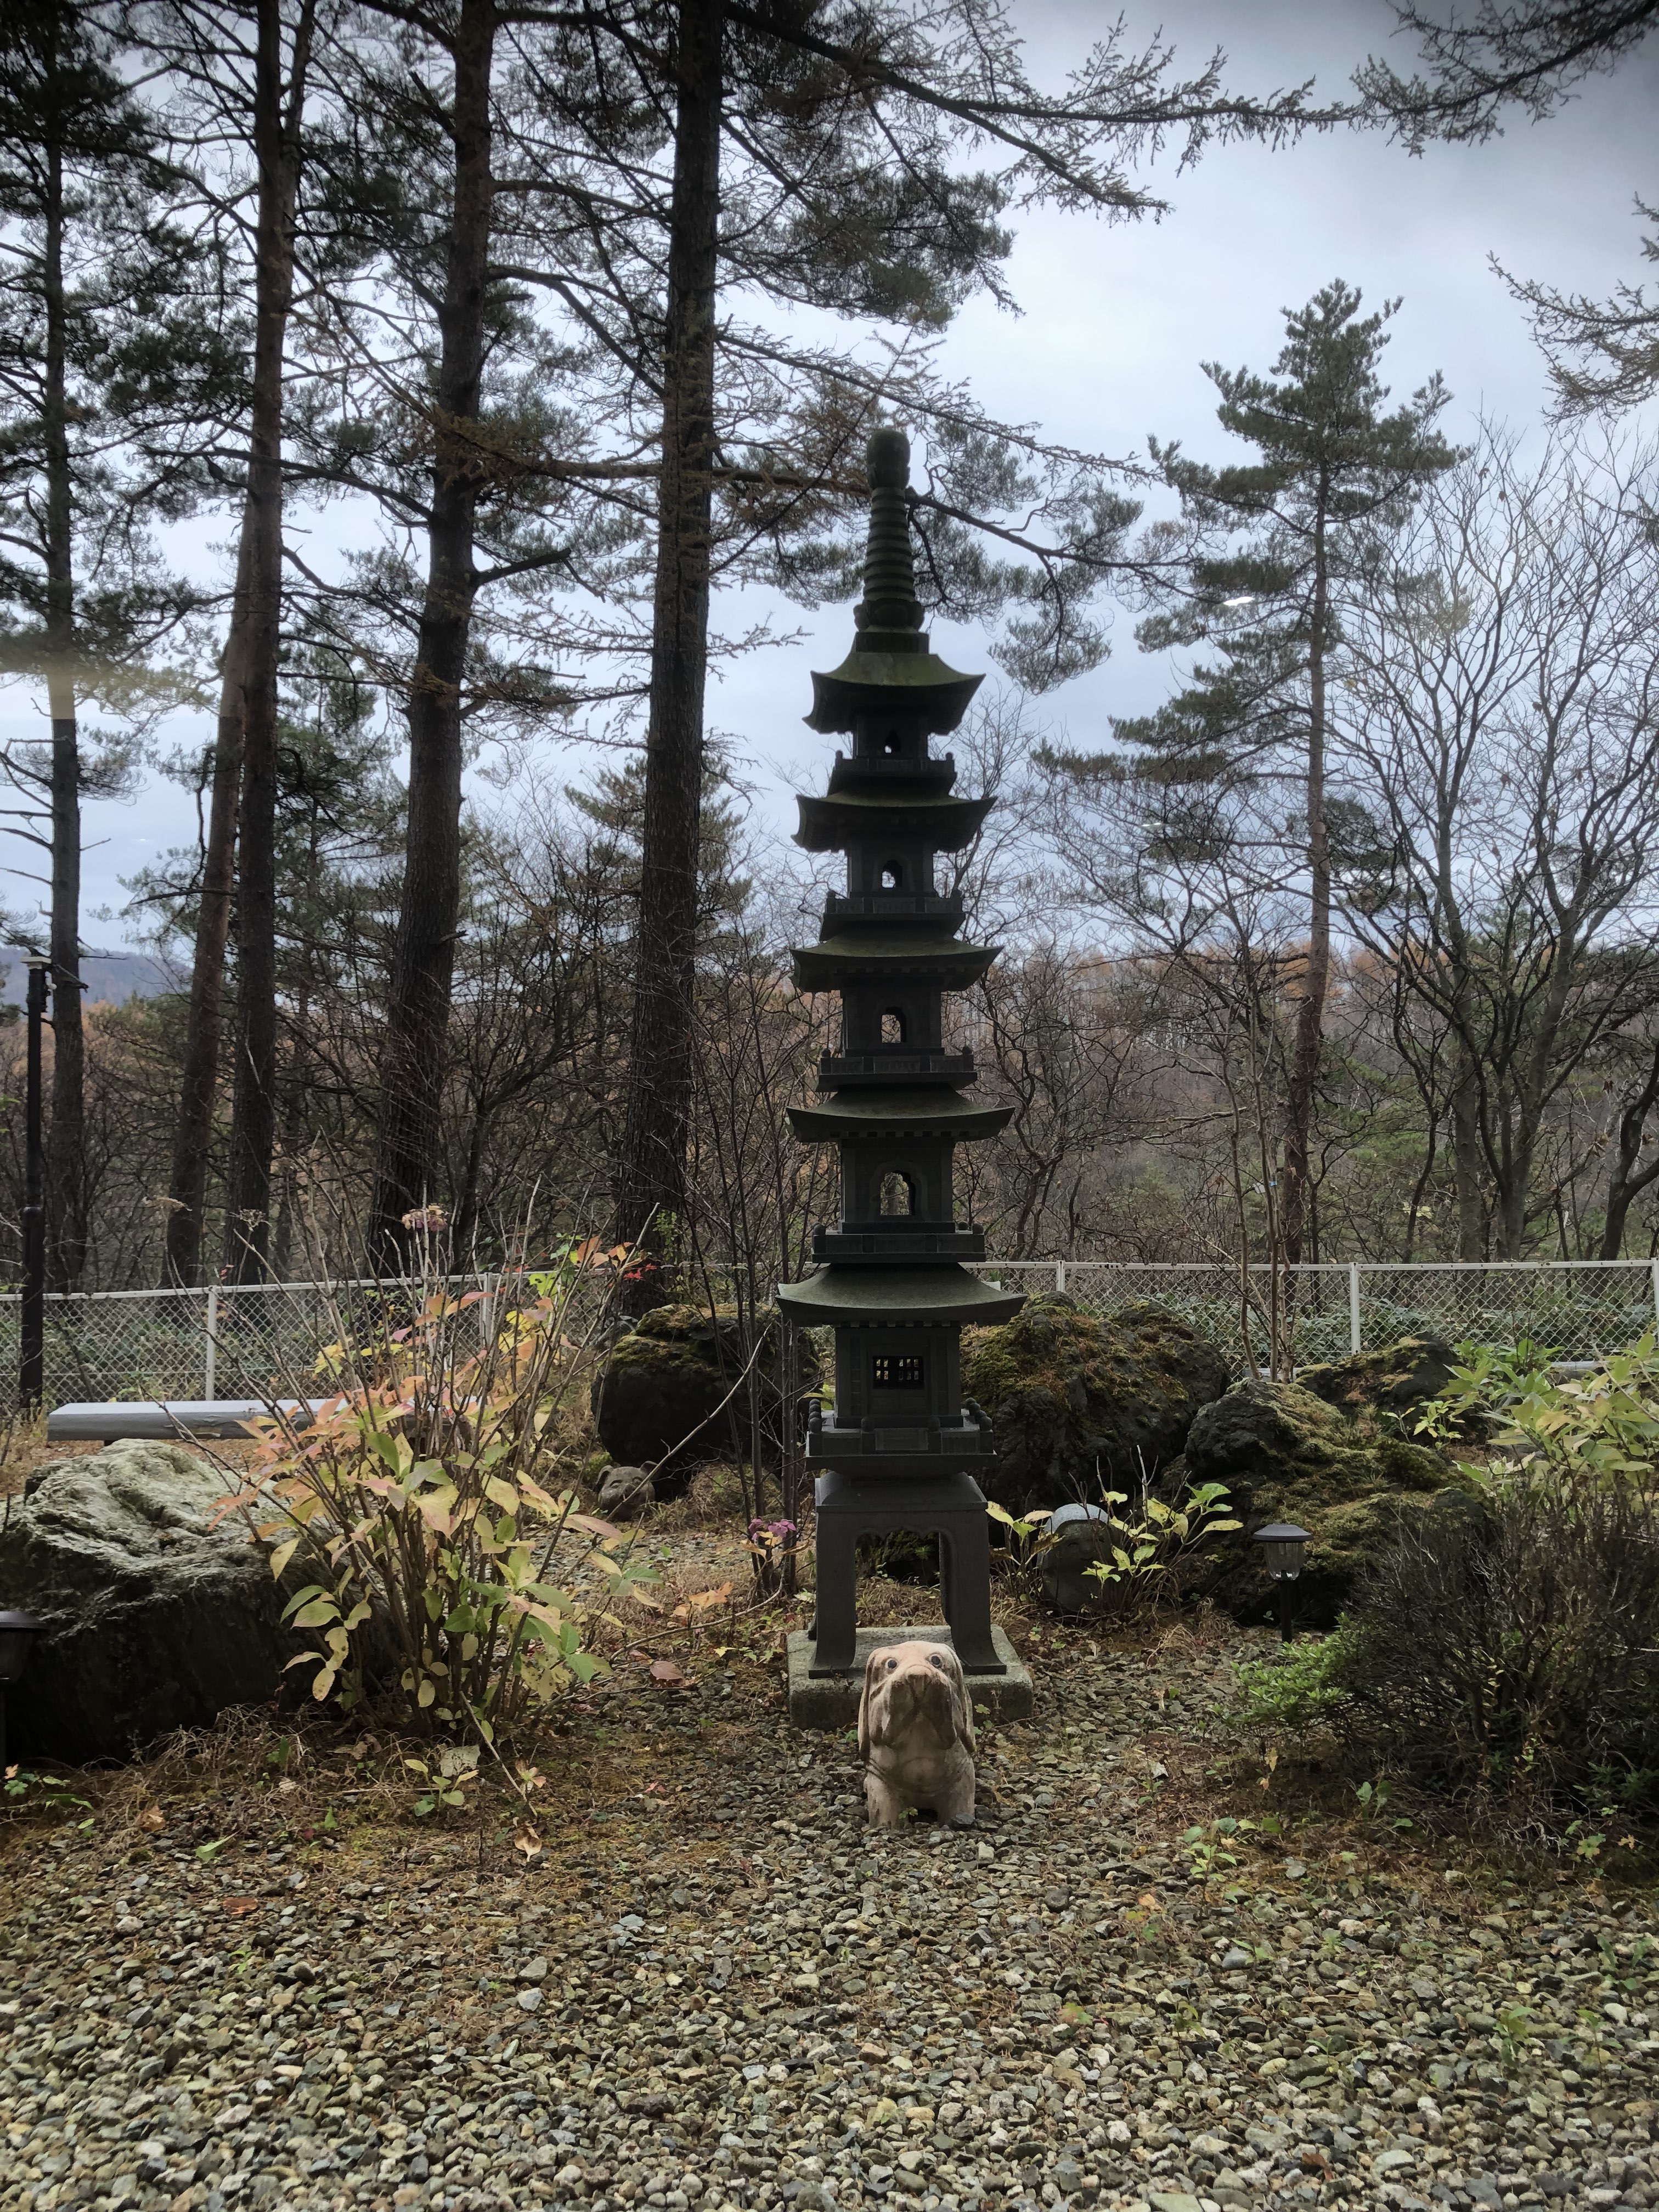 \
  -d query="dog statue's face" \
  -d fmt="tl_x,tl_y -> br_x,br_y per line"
858,1639 -> 975,1762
